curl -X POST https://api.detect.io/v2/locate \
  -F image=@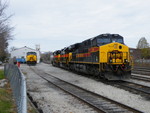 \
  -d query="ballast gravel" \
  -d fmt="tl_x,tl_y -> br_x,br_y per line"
21,63 -> 150,113
21,64 -> 97,113
129,73 -> 150,87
